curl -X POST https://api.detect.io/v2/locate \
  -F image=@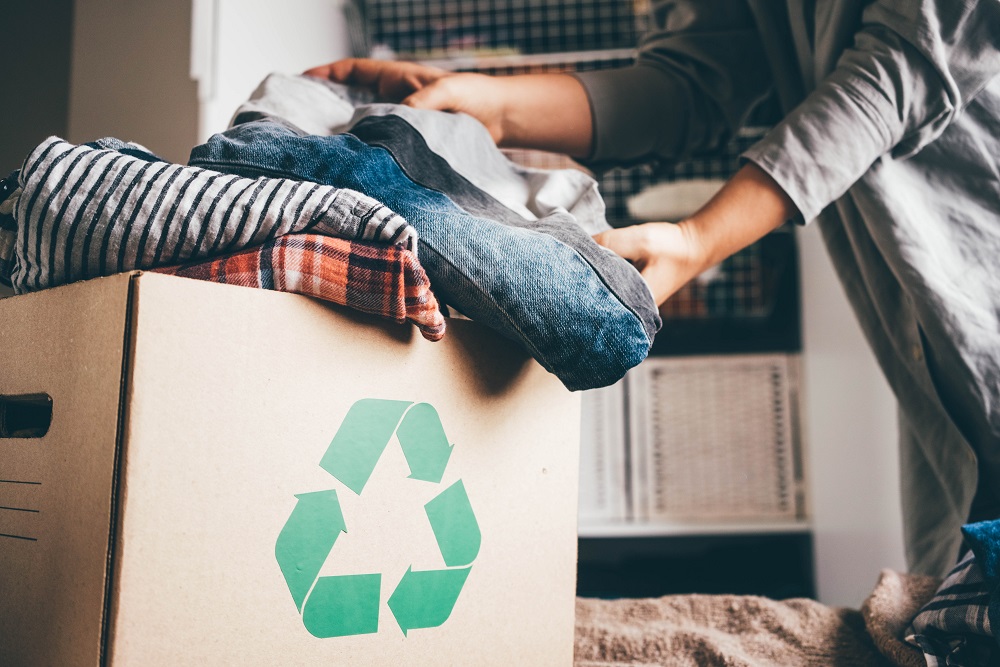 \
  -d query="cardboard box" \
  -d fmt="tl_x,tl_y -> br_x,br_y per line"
0,273 -> 580,666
